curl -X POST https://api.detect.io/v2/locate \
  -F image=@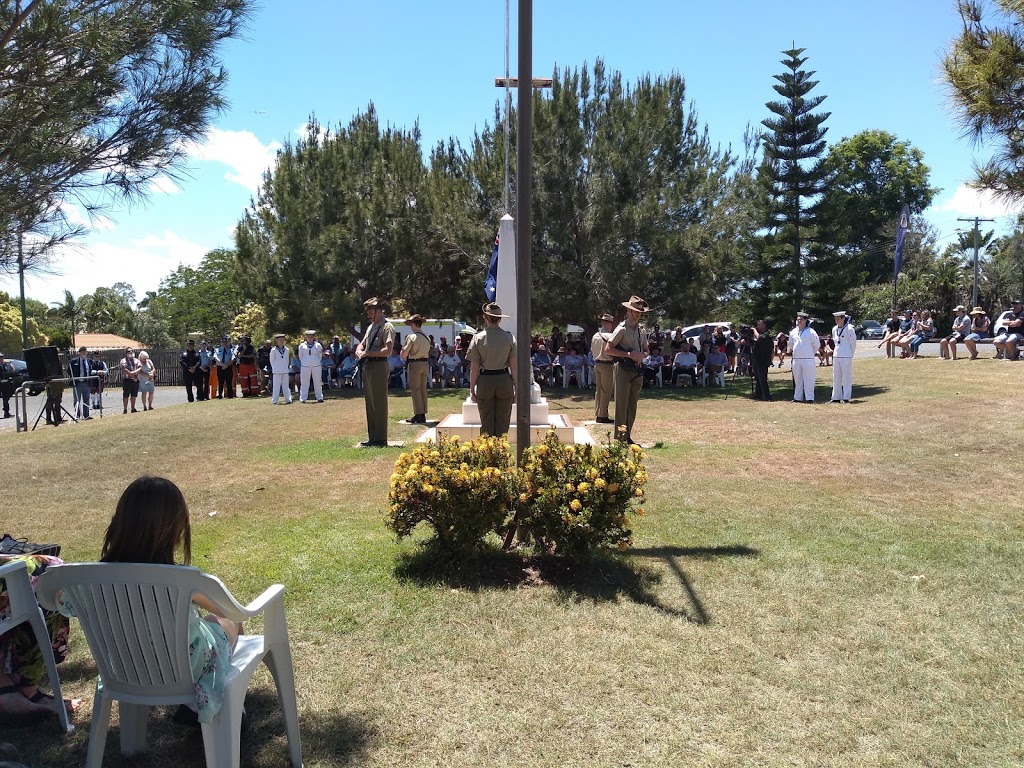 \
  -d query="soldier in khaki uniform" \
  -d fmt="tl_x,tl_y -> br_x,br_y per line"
468,302 -> 517,436
604,295 -> 650,444
401,313 -> 431,424
355,297 -> 395,446
591,312 -> 616,424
